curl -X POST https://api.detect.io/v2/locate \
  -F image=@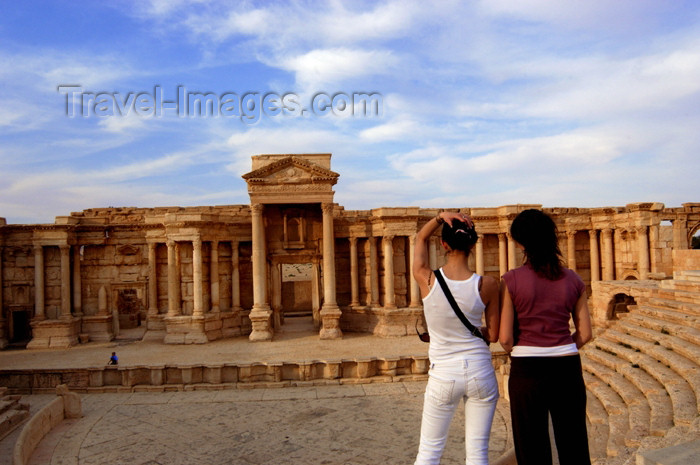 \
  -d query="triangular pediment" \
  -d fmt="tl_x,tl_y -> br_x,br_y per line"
242,156 -> 339,185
